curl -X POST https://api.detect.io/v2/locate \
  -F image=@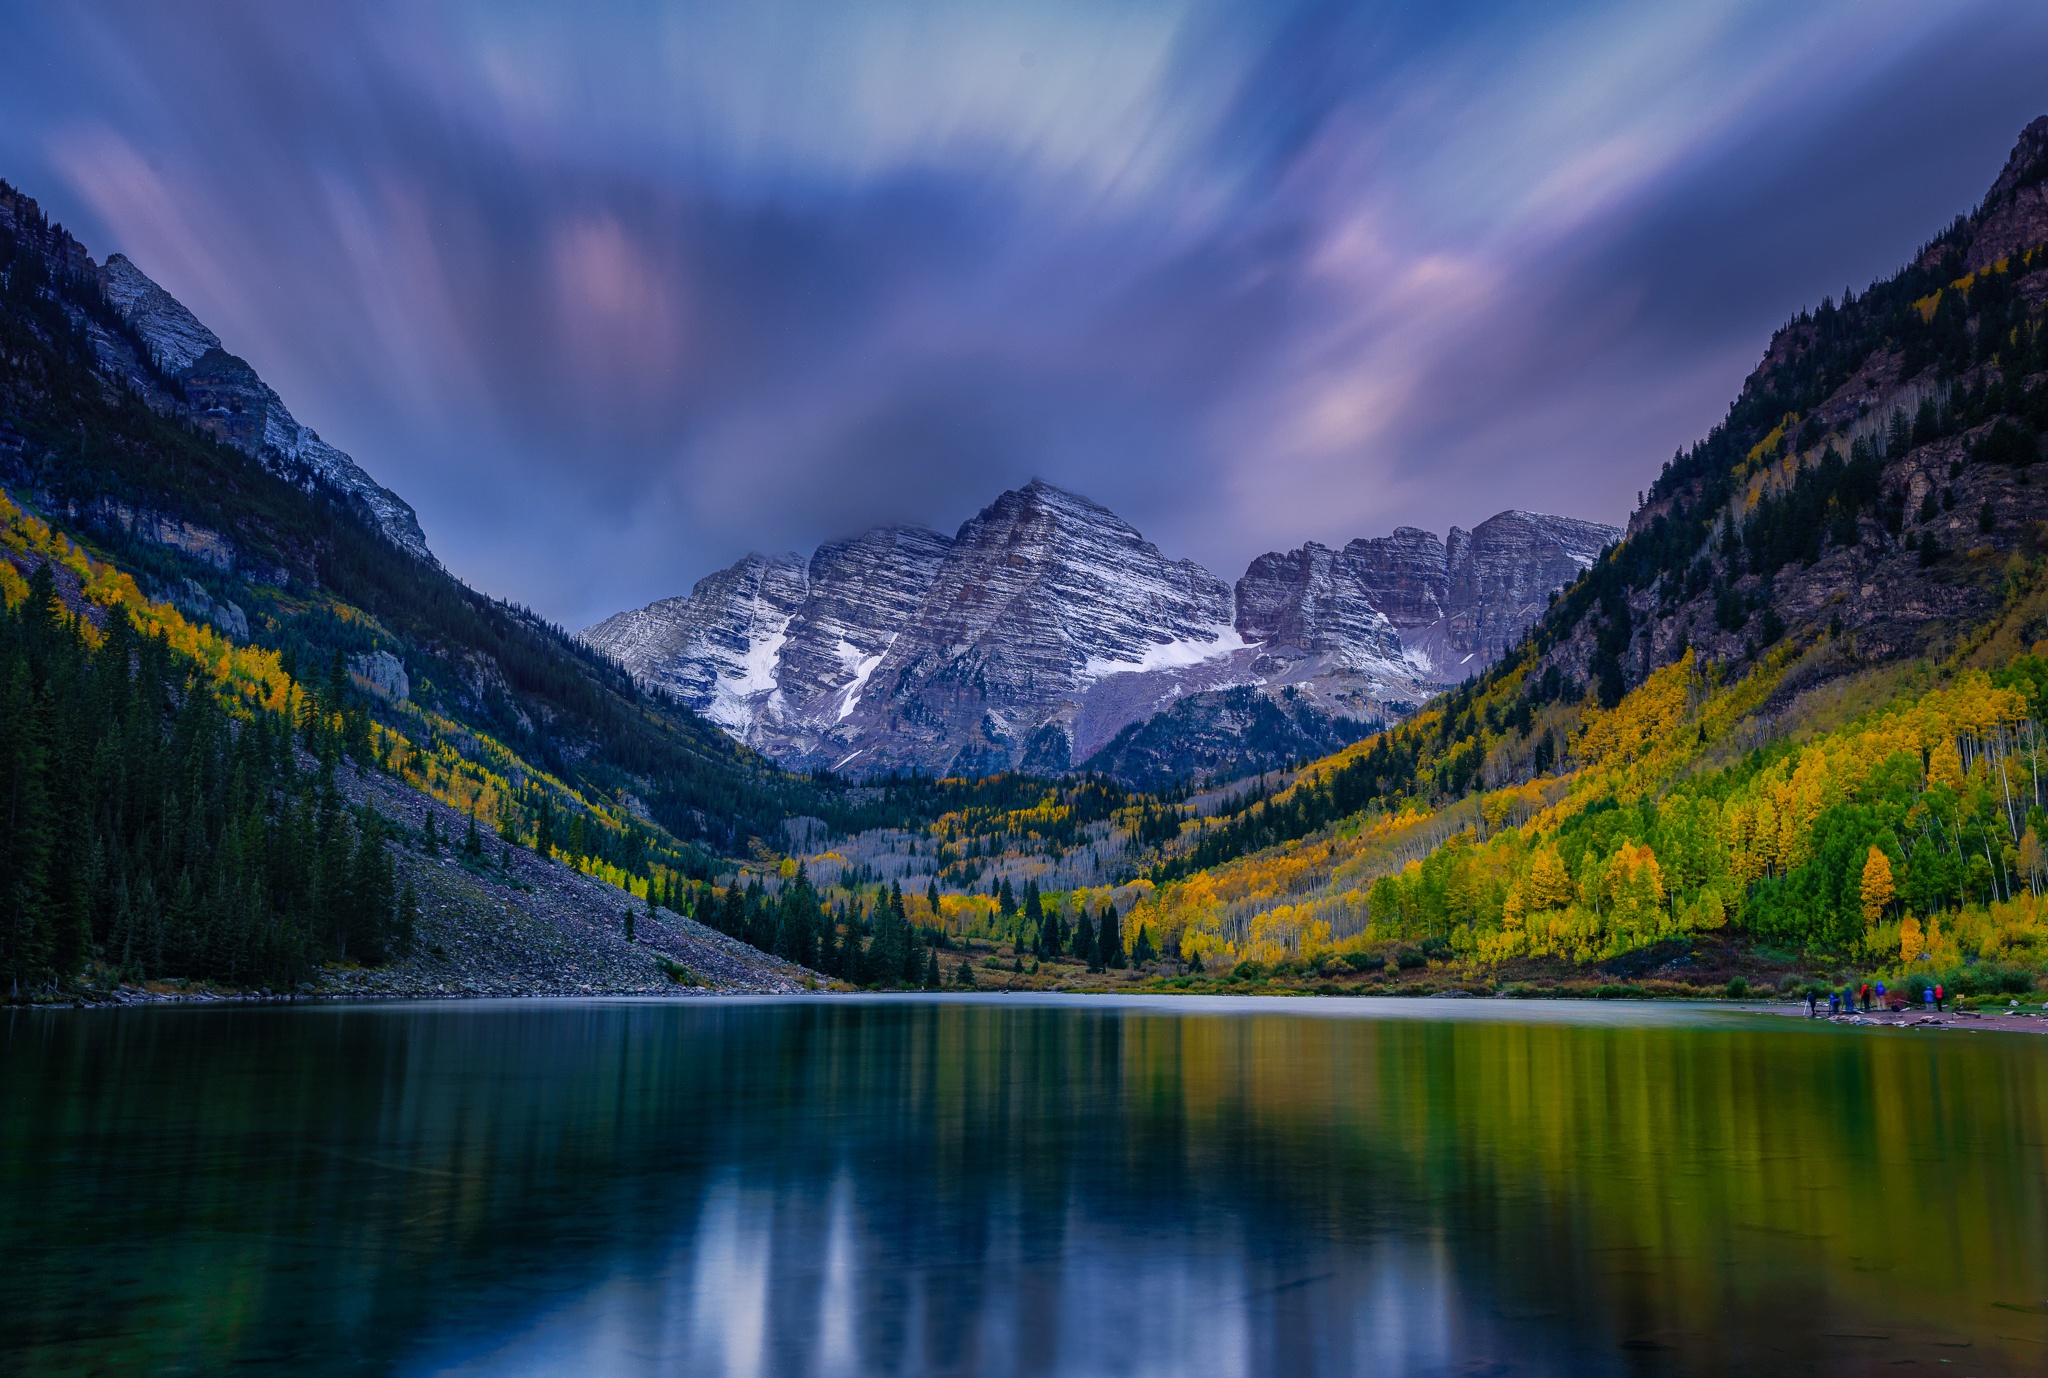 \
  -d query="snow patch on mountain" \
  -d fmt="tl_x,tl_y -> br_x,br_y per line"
581,481 -> 1617,778
1083,623 -> 1250,680
835,639 -> 889,722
